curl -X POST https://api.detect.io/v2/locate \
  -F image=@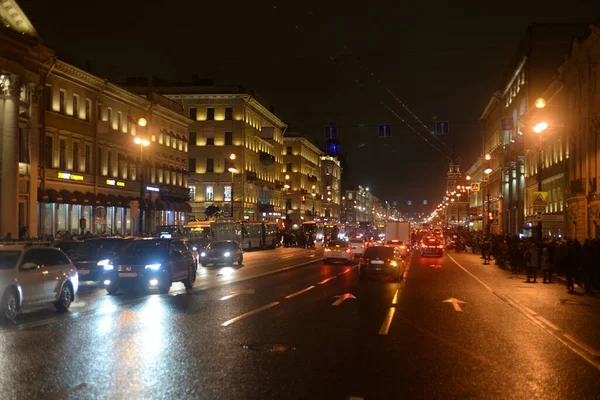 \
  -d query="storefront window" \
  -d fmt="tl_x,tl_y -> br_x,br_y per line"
167,211 -> 174,225
125,208 -> 131,235
83,206 -> 92,234
115,207 -> 123,235
57,204 -> 68,234
106,207 -> 115,235
42,203 -> 54,237
70,204 -> 81,235
224,185 -> 232,201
